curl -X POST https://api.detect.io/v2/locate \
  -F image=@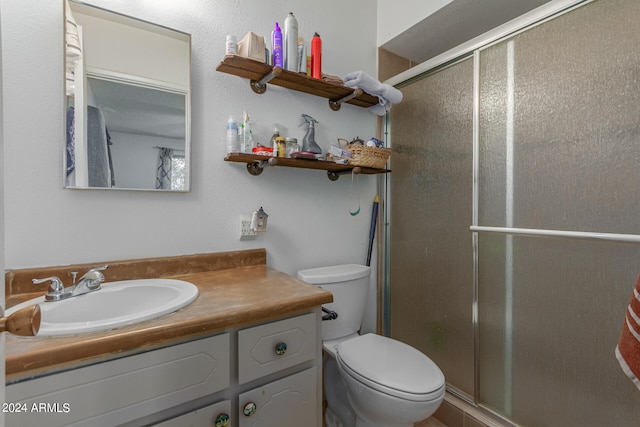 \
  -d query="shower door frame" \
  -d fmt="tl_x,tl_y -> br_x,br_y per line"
379,0 -> 639,416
